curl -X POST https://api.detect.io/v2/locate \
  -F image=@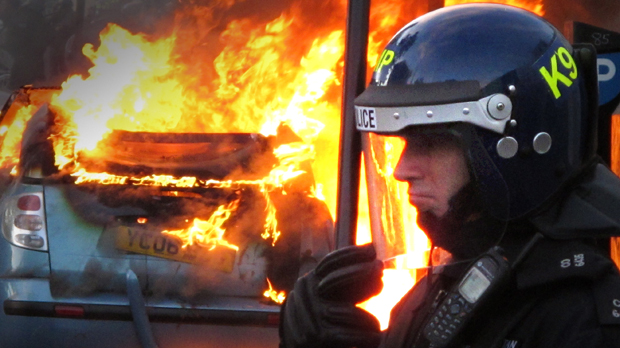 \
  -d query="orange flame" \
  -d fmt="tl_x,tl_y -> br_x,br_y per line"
71,168 -> 284,246
162,199 -> 241,250
0,88 -> 60,169
0,104 -> 37,169
444,0 -> 544,16
356,135 -> 430,330
0,0 -> 550,330
264,278 -> 286,304
38,9 -> 338,250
